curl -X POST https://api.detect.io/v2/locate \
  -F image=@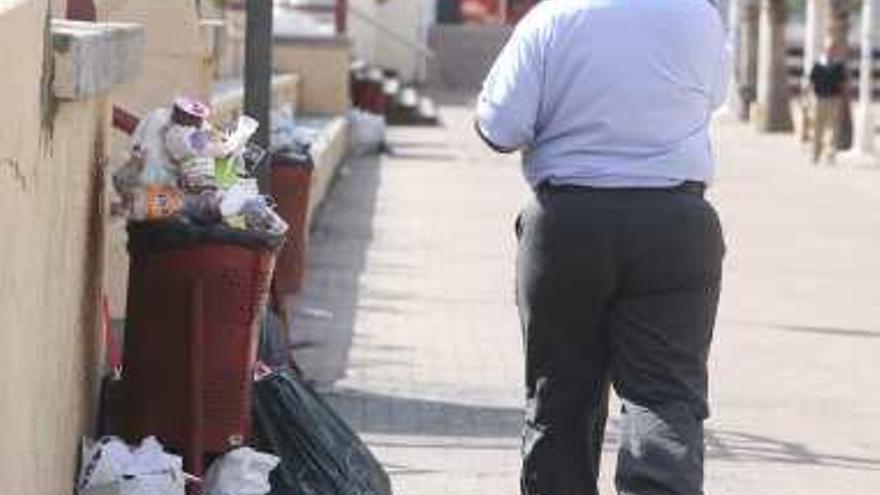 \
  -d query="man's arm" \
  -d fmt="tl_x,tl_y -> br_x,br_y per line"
475,8 -> 548,153
475,120 -> 518,154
